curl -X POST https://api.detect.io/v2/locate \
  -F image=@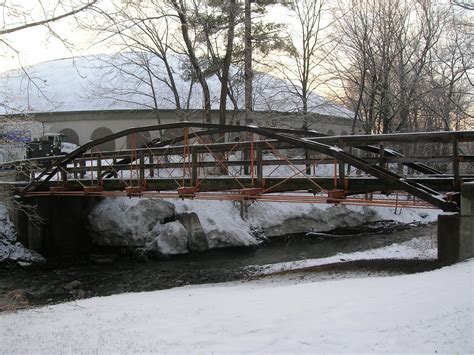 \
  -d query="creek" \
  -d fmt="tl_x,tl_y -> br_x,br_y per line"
0,222 -> 438,309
